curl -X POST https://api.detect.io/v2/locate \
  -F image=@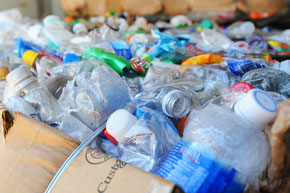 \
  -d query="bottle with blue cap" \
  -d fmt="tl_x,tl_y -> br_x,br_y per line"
63,53 -> 82,64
